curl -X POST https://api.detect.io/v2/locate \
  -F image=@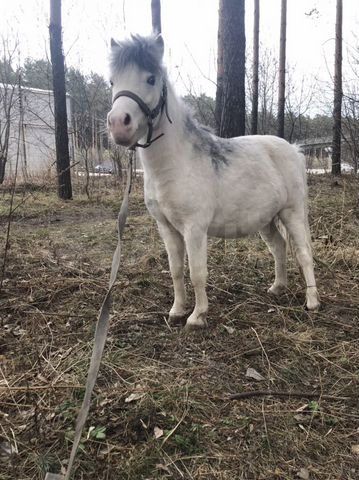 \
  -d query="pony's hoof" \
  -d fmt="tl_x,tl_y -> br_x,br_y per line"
184,320 -> 208,331
184,313 -> 208,331
306,289 -> 320,311
306,298 -> 320,311
268,284 -> 286,296
168,313 -> 187,326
